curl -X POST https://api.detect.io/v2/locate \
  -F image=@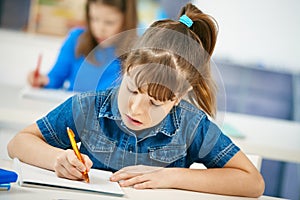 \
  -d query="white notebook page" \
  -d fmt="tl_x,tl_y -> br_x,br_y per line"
13,158 -> 124,196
